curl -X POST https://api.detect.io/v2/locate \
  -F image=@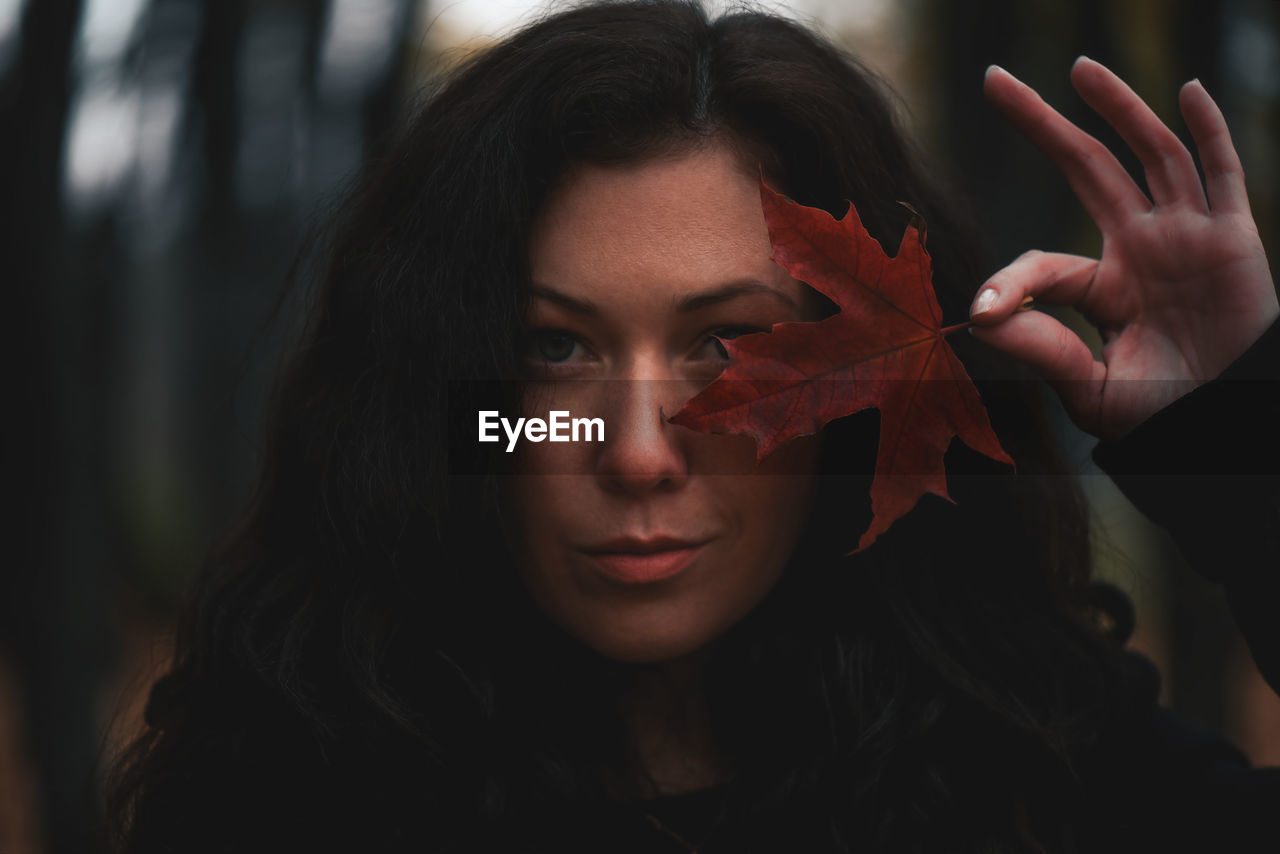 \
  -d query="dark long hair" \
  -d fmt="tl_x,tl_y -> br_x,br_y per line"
107,2 -> 1142,851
